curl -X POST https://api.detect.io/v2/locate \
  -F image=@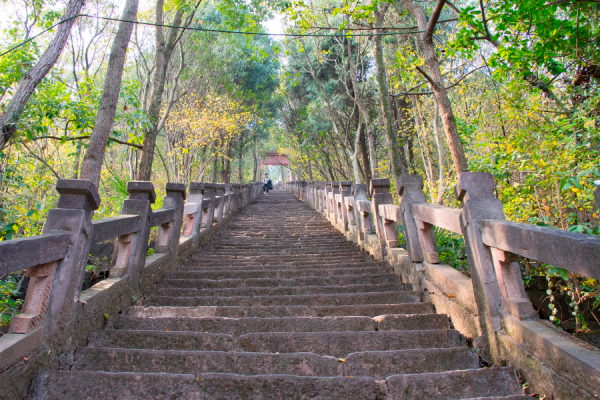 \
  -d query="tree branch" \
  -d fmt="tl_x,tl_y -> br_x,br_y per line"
424,0 -> 447,41
33,135 -> 143,149
21,142 -> 61,179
